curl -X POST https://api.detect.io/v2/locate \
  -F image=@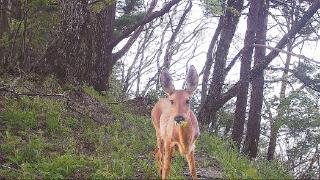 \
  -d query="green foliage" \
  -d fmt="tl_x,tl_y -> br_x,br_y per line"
2,96 -> 66,135
227,6 -> 241,16
38,154 -> 86,179
43,75 -> 63,93
0,86 -> 157,178
0,0 -> 59,72
91,0 -> 115,13
0,84 -> 292,179
145,89 -> 164,104
296,61 -> 316,75
21,0 -> 58,47
277,91 -> 320,131
276,90 -> 320,173
118,0 -> 144,14
199,133 -> 293,179
202,0 -> 224,15
115,12 -> 145,30
0,32 -> 10,48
